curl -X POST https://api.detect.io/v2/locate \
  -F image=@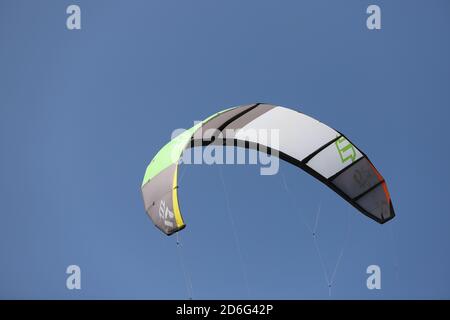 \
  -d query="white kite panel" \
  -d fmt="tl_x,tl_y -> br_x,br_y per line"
234,106 -> 338,161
